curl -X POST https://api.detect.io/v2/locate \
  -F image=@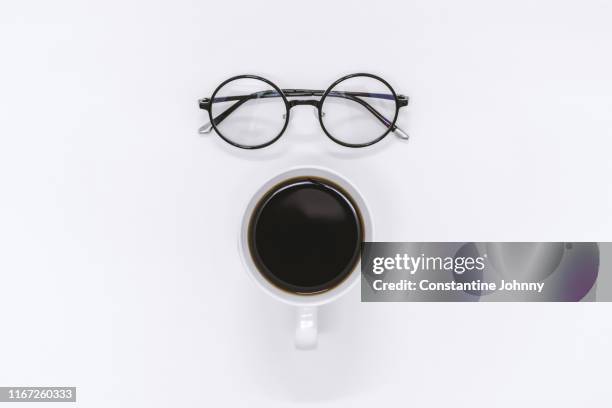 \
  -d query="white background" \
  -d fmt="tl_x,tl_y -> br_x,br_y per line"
1,0 -> 611,406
